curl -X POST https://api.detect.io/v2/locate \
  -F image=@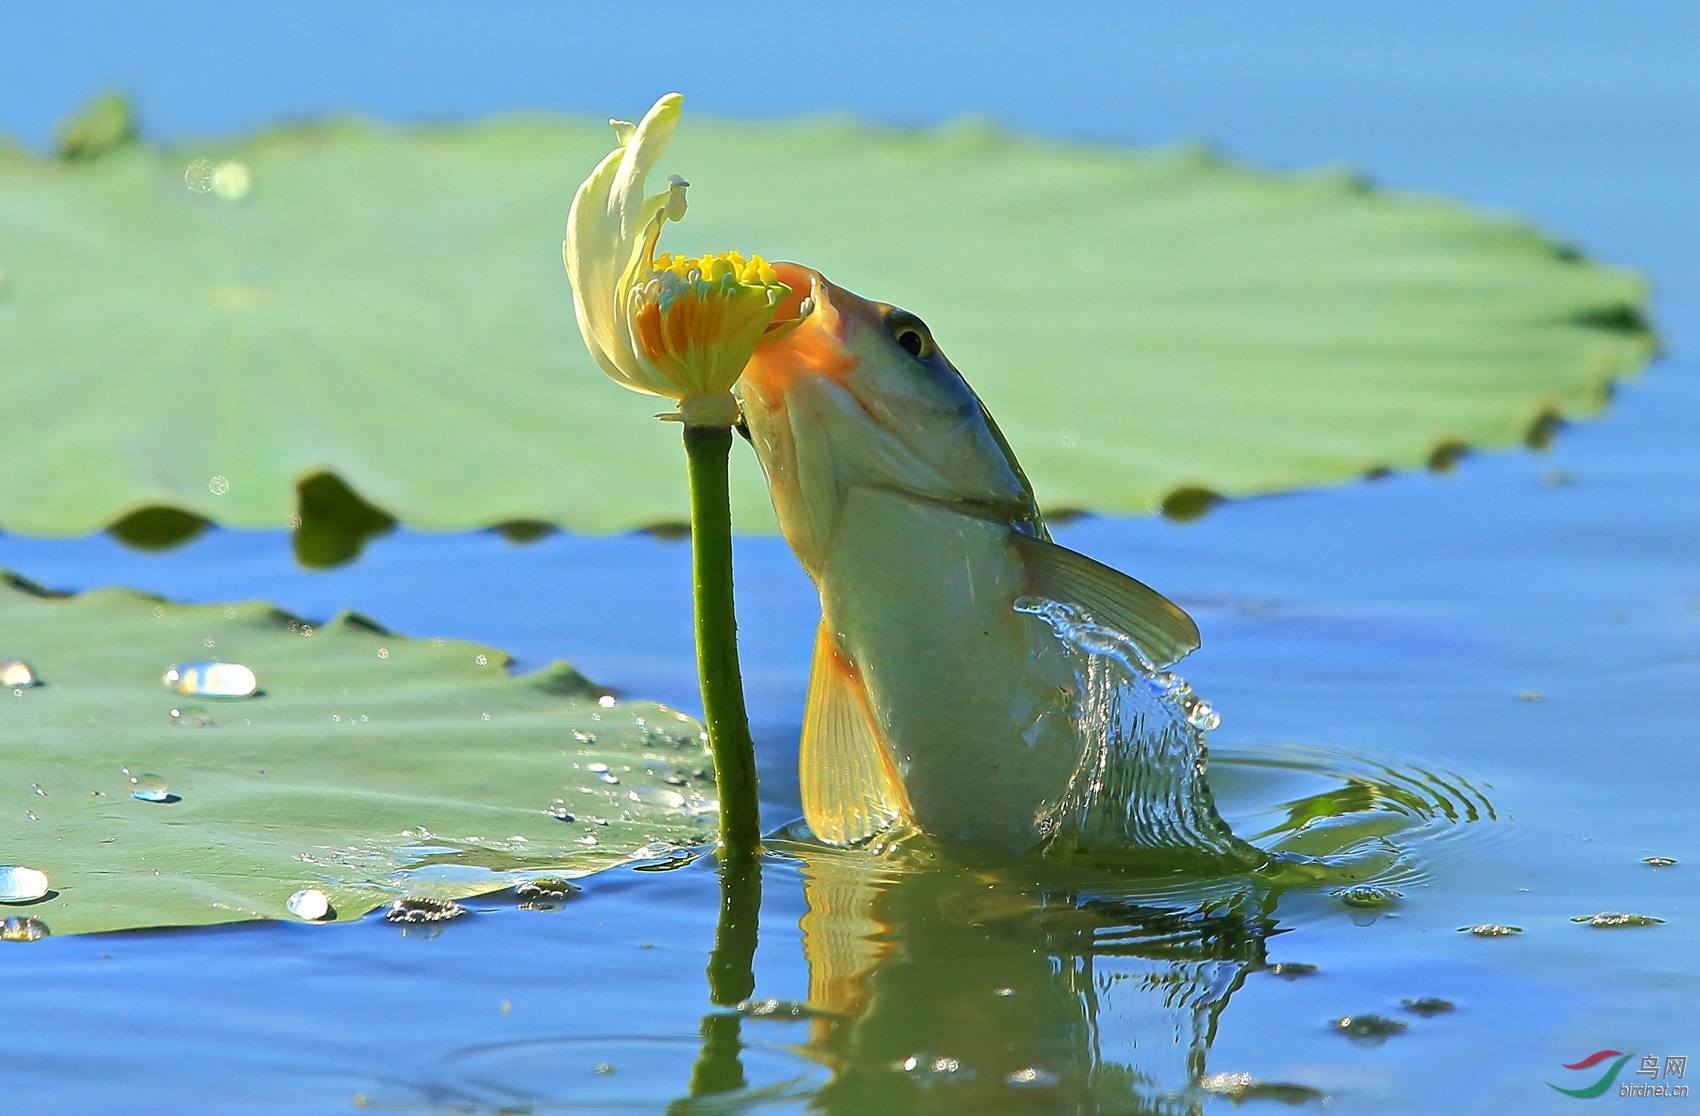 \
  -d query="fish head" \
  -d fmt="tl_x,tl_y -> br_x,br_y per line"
738,264 -> 1037,571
